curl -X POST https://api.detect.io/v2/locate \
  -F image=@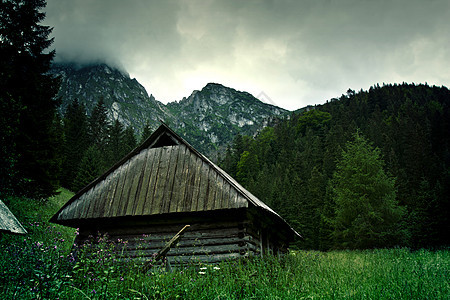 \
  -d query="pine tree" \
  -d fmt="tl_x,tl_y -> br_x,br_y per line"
73,146 -> 102,192
330,131 -> 406,249
61,99 -> 89,190
236,150 -> 259,187
89,97 -> 109,149
122,126 -> 137,156
140,121 -> 153,144
106,119 -> 125,167
0,0 -> 61,198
